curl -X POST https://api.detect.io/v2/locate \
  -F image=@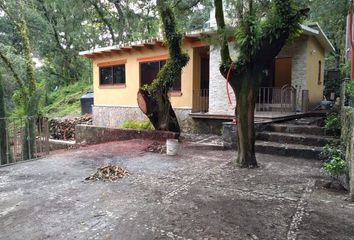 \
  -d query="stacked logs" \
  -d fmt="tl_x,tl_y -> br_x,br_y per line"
49,114 -> 92,140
